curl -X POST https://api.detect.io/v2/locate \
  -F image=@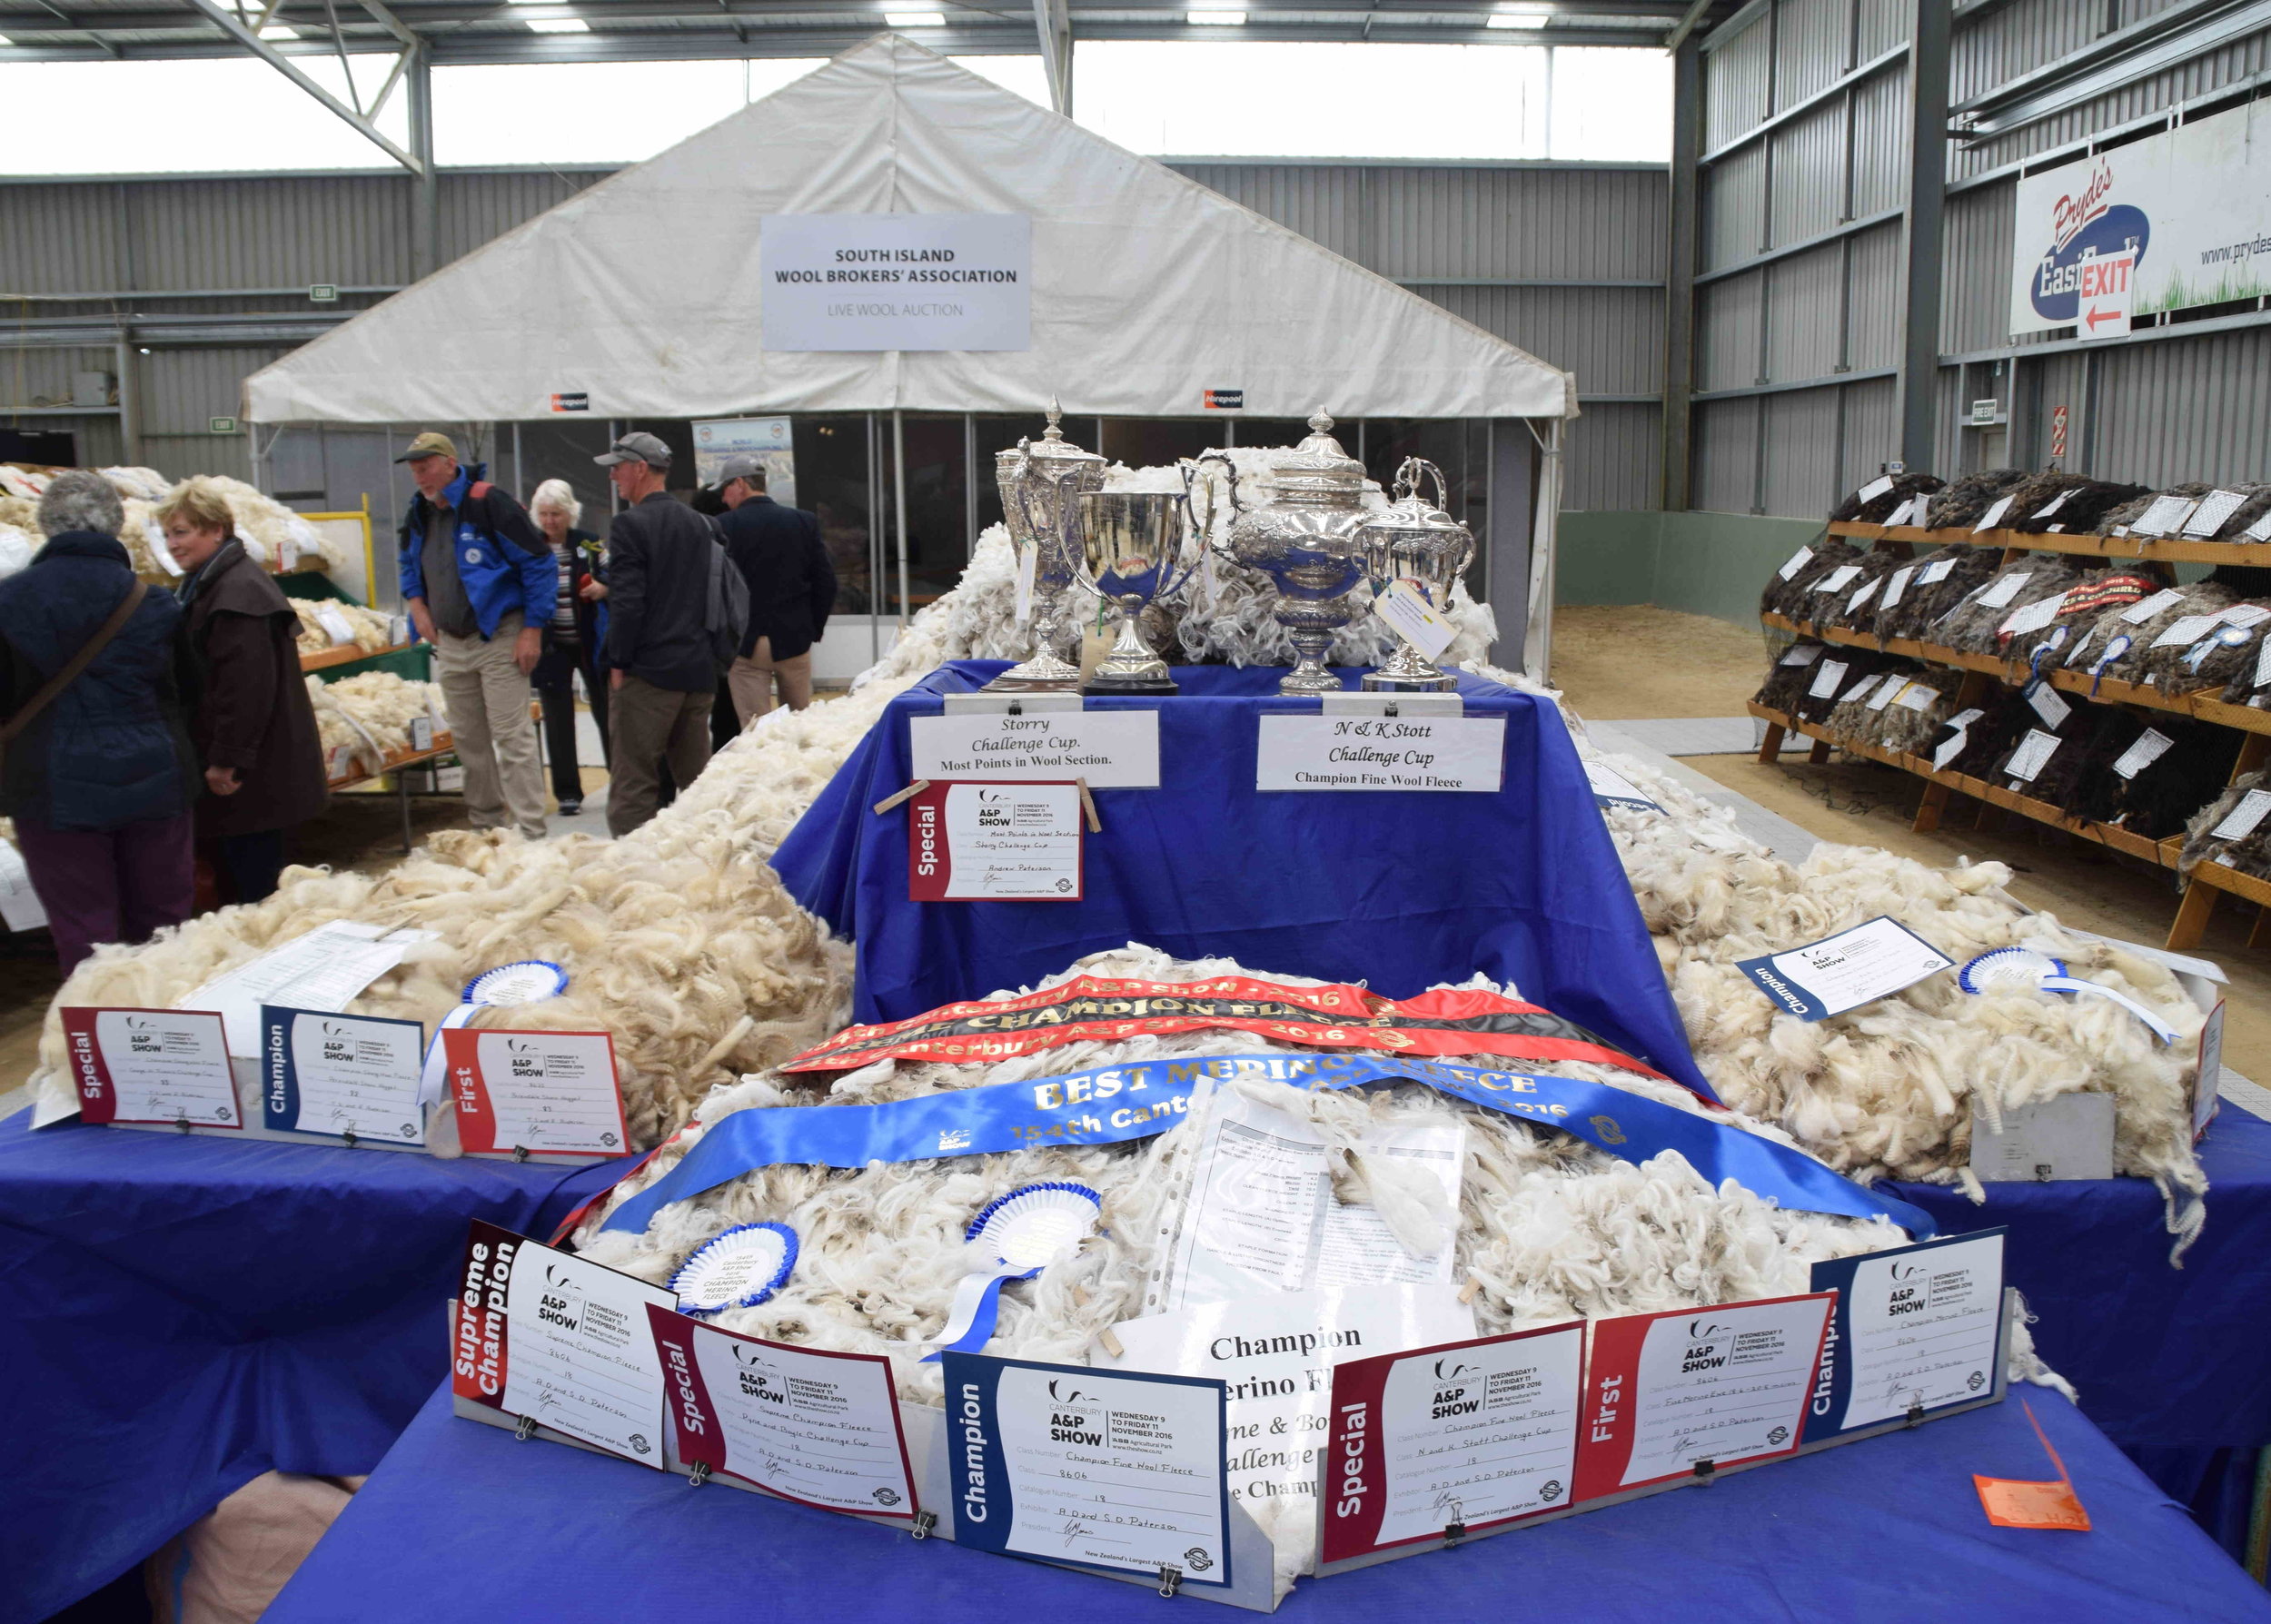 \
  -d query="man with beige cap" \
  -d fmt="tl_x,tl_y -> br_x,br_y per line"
393,431 -> 556,839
